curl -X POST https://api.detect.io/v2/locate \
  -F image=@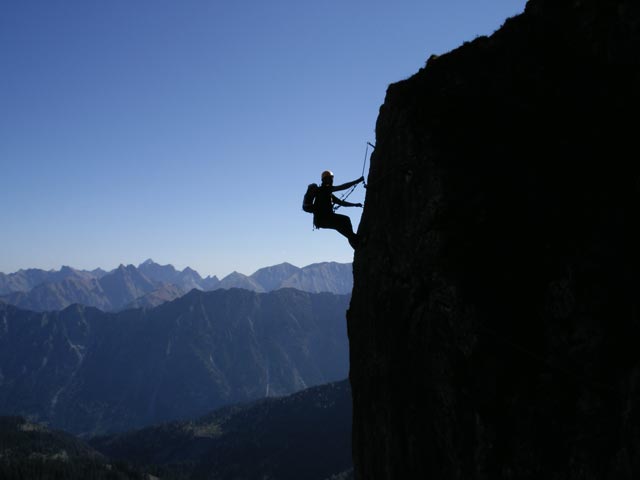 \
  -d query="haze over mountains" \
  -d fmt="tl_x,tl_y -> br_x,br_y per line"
0,260 -> 353,312
0,288 -> 350,436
